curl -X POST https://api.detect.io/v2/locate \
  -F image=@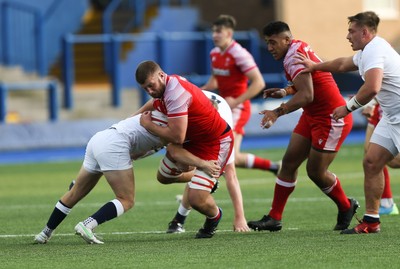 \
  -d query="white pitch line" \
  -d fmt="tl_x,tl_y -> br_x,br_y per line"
1,228 -> 302,239
0,194 -> 371,210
